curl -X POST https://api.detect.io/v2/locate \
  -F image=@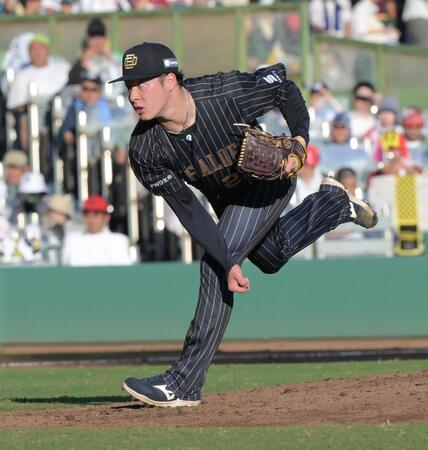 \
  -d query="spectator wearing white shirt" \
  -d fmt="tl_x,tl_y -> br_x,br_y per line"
349,81 -> 377,141
295,145 -> 323,205
62,195 -> 132,266
0,150 -> 29,221
6,34 -> 70,150
352,0 -> 400,44
310,0 -> 353,38
7,34 -> 69,110
77,0 -> 131,12
402,0 -> 428,47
